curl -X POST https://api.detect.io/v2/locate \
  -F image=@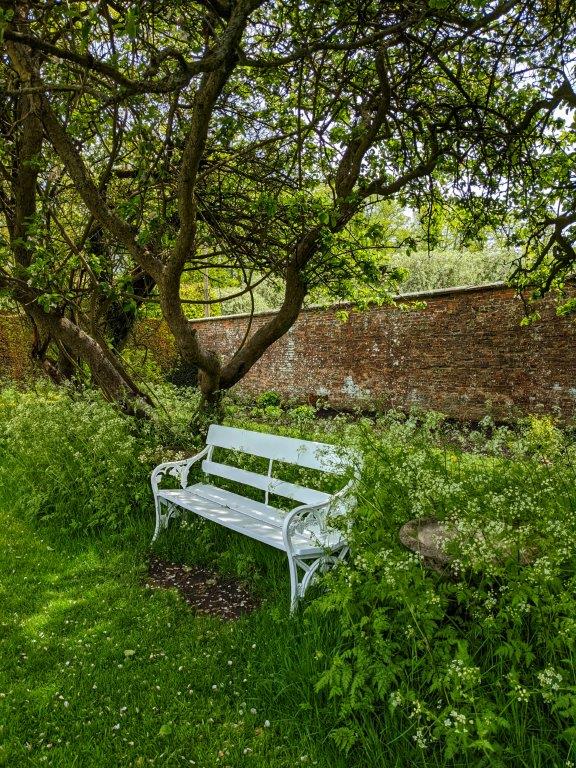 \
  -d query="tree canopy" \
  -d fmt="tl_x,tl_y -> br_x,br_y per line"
0,0 -> 574,409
